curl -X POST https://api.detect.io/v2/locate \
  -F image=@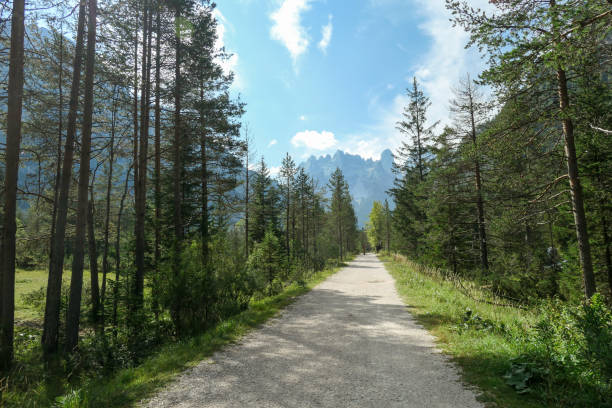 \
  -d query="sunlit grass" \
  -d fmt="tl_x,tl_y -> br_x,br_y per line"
380,253 -> 542,408
15,268 -> 114,323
